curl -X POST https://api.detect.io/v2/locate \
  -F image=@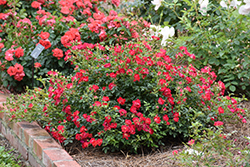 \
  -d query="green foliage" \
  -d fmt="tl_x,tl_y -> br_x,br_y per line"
173,122 -> 250,166
0,146 -> 21,167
